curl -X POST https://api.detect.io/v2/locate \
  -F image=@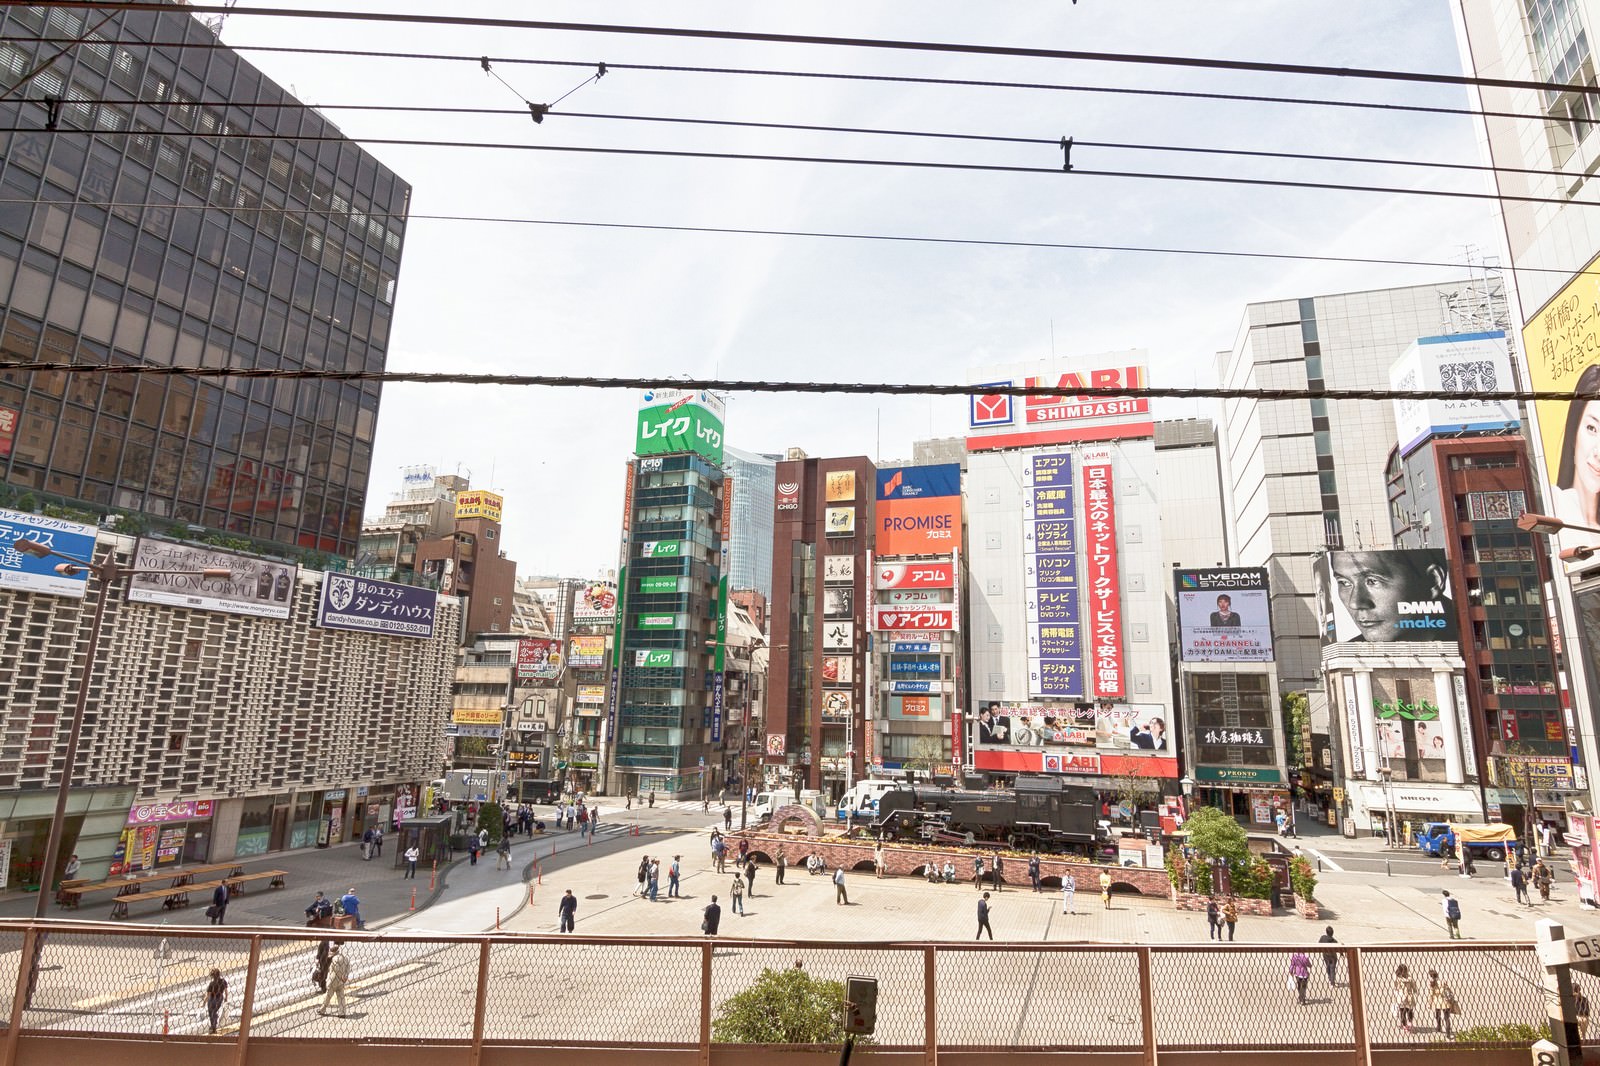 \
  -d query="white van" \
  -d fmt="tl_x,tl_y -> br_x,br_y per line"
836,780 -> 896,822
751,789 -> 825,823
